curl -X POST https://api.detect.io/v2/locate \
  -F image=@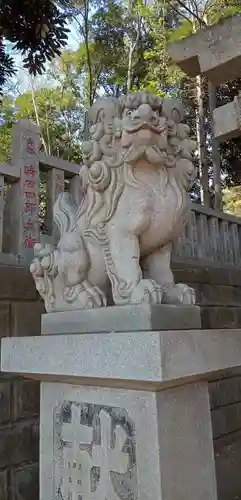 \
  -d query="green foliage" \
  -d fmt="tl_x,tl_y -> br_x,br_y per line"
1,0 -> 241,195
0,95 -> 15,162
206,0 -> 241,24
168,19 -> 193,43
0,40 -> 15,90
223,186 -> 241,217
16,84 -> 84,162
0,0 -> 70,86
0,55 -> 85,163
